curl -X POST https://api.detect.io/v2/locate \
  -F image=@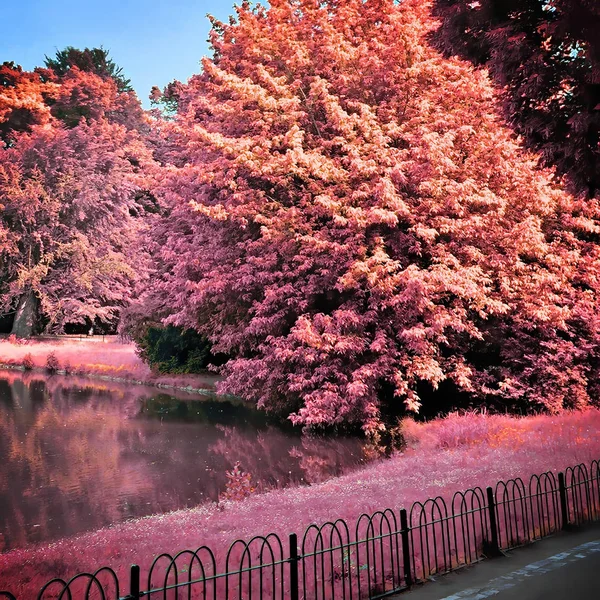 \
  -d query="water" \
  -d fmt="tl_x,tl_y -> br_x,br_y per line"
0,371 -> 369,552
